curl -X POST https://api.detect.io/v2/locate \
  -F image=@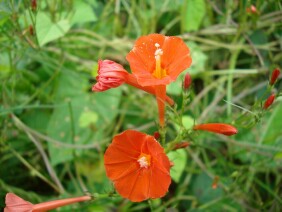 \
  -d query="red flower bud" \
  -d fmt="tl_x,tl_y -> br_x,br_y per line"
263,94 -> 275,109
193,123 -> 238,136
172,141 -> 190,150
269,68 -> 280,86
183,73 -> 192,90
212,176 -> 219,189
153,131 -> 160,140
246,5 -> 257,14
31,0 -> 37,11
29,25 -> 34,36
92,60 -> 128,92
